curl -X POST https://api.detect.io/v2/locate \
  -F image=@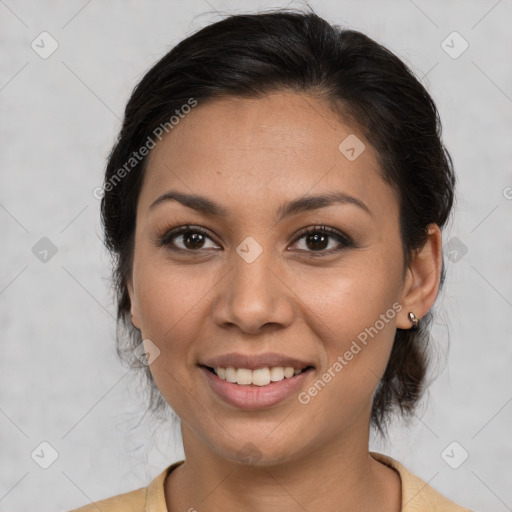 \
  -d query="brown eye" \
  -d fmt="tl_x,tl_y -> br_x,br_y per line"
181,232 -> 207,250
157,224 -> 353,257
291,226 -> 353,256
159,226 -> 220,252
304,232 -> 329,250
